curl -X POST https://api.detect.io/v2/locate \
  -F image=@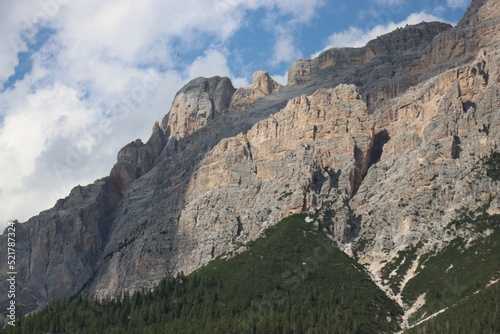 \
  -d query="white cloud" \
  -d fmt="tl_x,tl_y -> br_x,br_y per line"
215,0 -> 323,24
0,83 -> 94,189
233,0 -> 323,68
270,72 -> 288,86
187,49 -> 232,79
187,49 -> 249,87
270,35 -> 302,66
271,0 -> 324,23
0,68 -> 183,226
434,5 -> 447,14
315,11 -> 446,53
0,2 -> 33,83
446,0 -> 471,9
0,81 -> 99,225
232,77 -> 251,88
